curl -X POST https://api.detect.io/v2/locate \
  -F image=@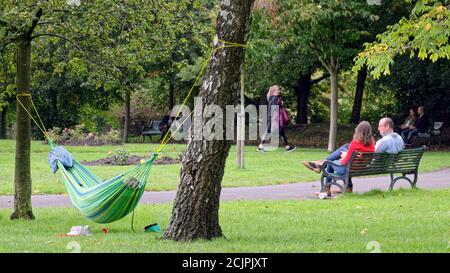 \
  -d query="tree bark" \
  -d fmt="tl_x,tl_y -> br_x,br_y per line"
350,65 -> 367,124
11,39 -> 34,220
164,0 -> 254,242
295,73 -> 312,124
0,105 -> 7,139
328,61 -> 339,152
122,88 -> 131,143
